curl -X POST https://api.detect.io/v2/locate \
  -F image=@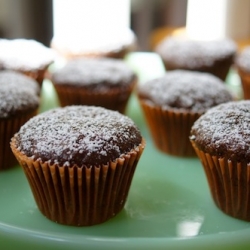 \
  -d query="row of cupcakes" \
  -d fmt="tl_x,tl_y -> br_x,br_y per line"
1,37 -> 250,226
152,36 -> 250,222
137,67 -> 250,222
155,35 -> 250,99
0,37 -> 139,171
2,68 -> 250,226
0,30 -> 136,89
0,36 -> 144,227
0,67 -> 146,226
1,36 -> 250,103
0,56 -> 138,169
0,37 -> 249,102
